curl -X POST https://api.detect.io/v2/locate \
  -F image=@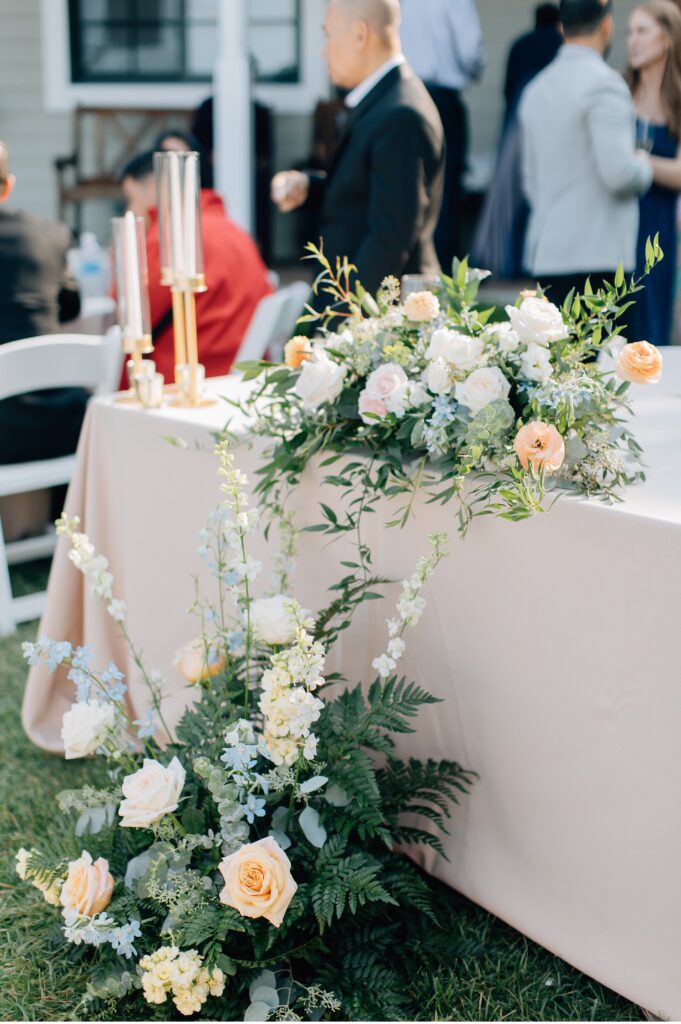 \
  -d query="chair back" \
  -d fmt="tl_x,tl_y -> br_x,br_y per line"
235,288 -> 297,365
0,332 -> 123,402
